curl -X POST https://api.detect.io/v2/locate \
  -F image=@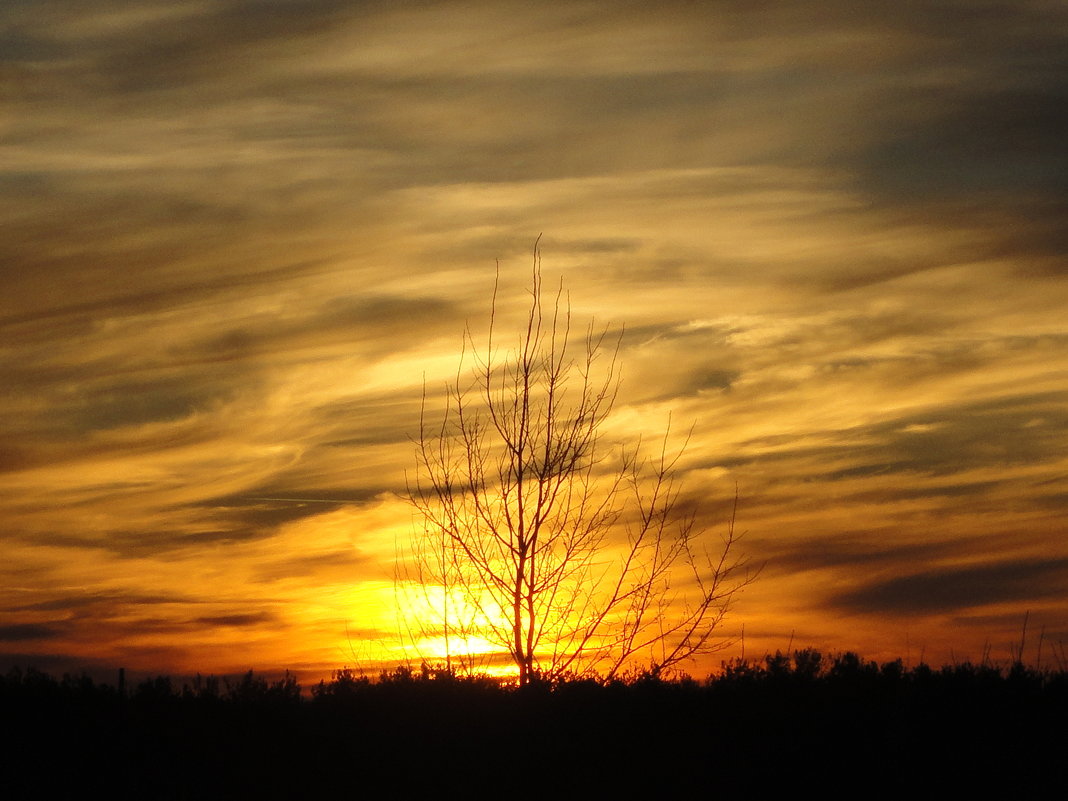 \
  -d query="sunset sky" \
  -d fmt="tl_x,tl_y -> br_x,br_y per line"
3,0 -> 1067,681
